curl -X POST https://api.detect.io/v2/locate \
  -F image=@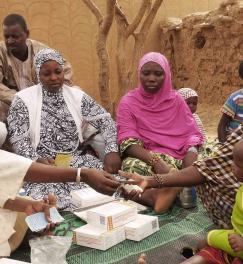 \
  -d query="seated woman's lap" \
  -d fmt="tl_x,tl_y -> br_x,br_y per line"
122,153 -> 182,176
